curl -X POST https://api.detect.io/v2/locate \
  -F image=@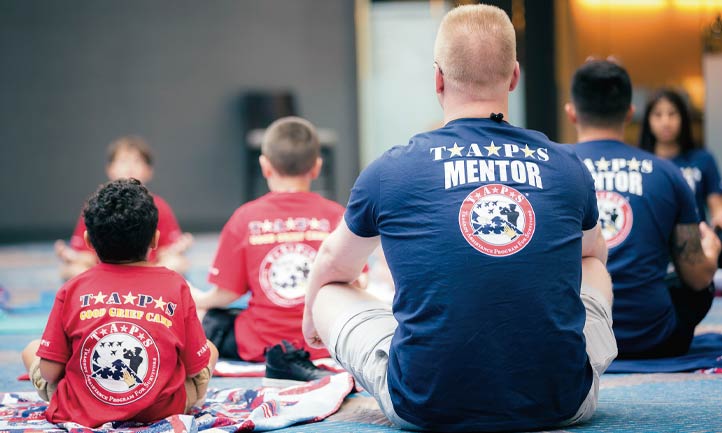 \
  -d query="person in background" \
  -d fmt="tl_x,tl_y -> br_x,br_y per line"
55,136 -> 193,280
639,88 -> 722,230
22,179 -> 217,428
569,60 -> 720,359
192,116 -> 348,386
303,5 -> 616,431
